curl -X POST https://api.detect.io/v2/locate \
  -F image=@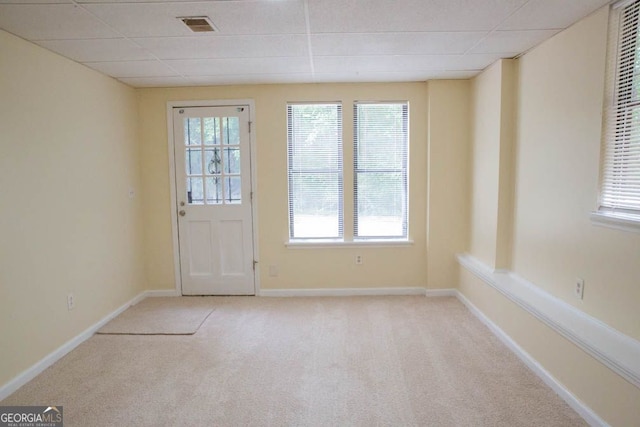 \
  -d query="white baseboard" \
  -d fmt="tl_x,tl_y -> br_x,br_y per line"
259,287 -> 427,297
145,289 -> 180,298
0,290 -> 170,401
455,290 -> 608,427
424,288 -> 457,297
